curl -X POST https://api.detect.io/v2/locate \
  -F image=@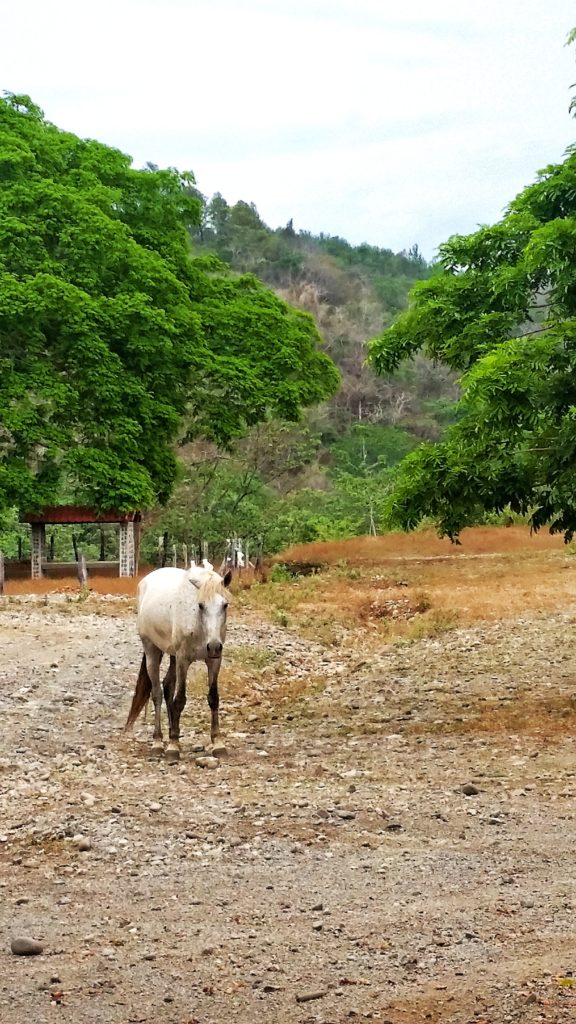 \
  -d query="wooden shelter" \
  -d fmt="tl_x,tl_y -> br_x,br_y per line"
21,506 -> 142,579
